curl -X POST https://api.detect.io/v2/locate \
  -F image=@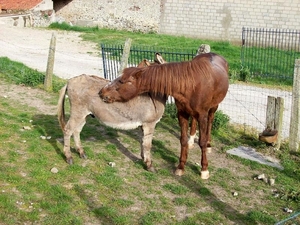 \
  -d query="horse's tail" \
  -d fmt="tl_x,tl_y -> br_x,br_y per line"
57,85 -> 68,131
